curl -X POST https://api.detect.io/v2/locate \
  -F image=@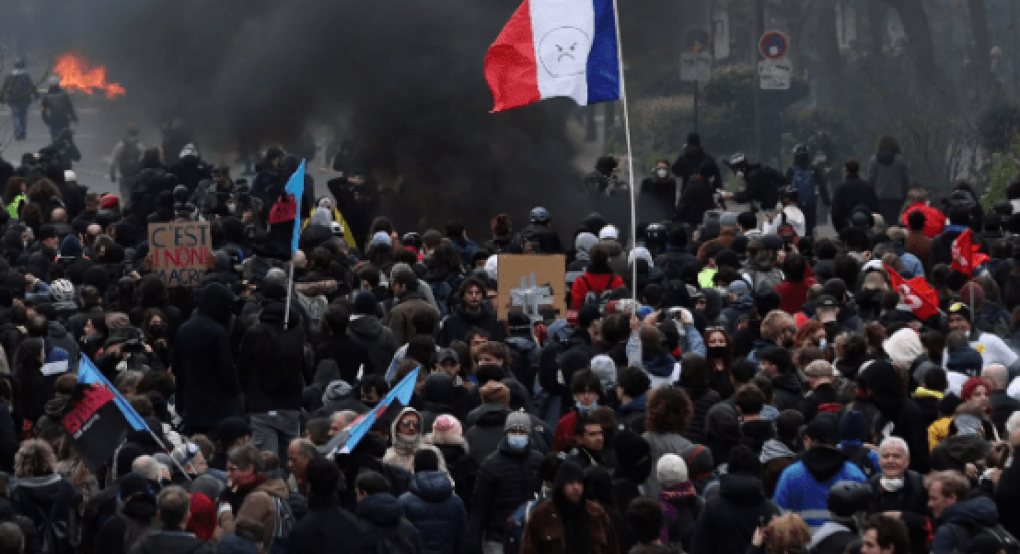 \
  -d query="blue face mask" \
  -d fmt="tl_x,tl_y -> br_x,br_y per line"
576,400 -> 598,414
507,435 -> 529,450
